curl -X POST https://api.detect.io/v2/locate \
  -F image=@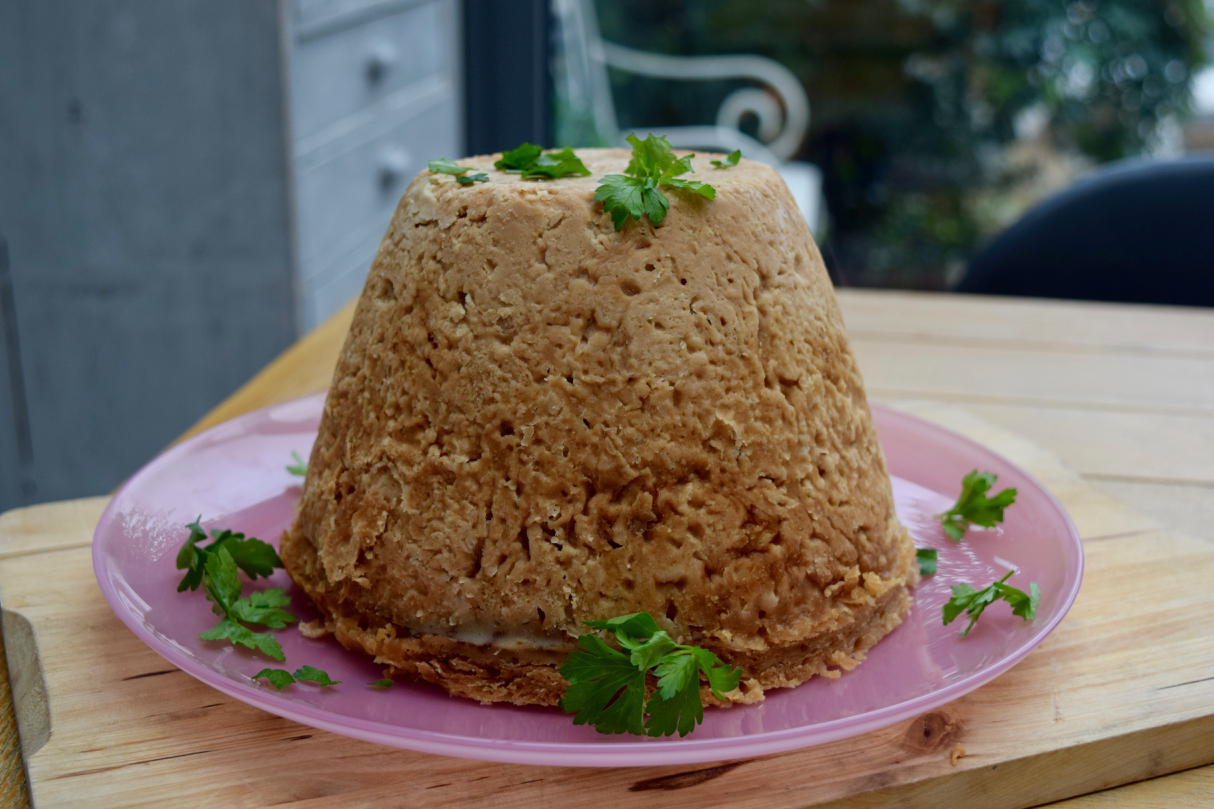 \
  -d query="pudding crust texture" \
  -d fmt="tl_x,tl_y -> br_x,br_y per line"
281,149 -> 918,706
